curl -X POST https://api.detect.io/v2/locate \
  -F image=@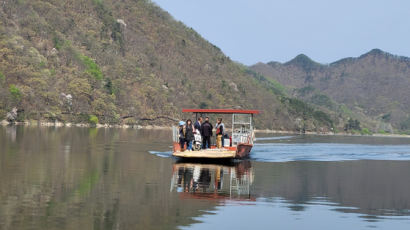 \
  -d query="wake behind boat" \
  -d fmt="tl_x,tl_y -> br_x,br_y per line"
172,109 -> 259,159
